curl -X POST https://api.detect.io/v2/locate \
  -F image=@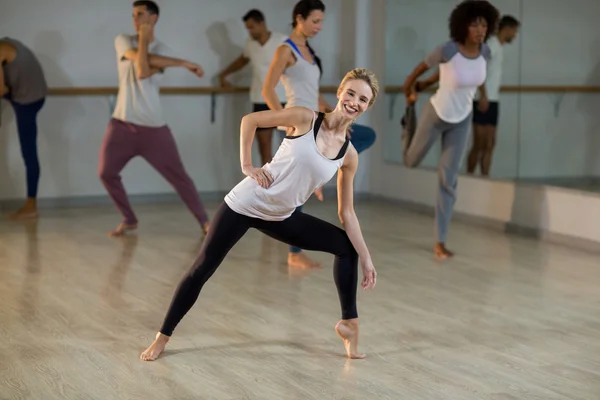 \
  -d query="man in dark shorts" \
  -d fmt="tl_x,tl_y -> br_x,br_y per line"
467,15 -> 520,176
